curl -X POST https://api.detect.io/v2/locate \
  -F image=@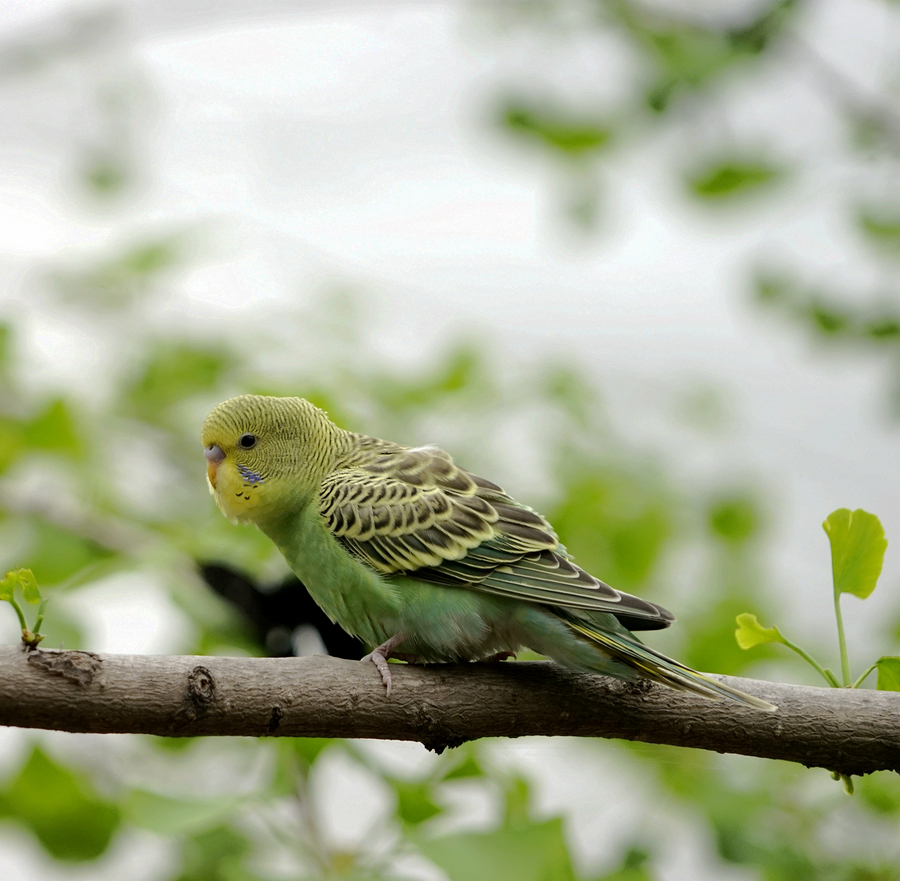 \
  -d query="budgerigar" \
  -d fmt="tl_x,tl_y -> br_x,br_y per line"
201,395 -> 774,710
